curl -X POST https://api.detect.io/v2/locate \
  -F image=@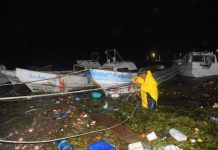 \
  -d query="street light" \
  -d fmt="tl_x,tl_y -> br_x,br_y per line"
151,52 -> 156,60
